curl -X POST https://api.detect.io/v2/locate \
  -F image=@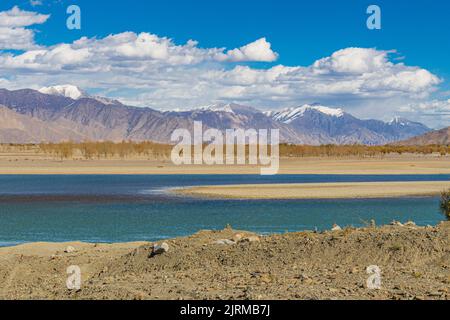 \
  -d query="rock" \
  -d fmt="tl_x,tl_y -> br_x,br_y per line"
232,234 -> 243,242
64,246 -> 76,253
428,291 -> 442,297
259,274 -> 272,284
350,267 -> 359,274
331,224 -> 342,231
404,221 -> 416,227
214,239 -> 235,245
133,292 -> 146,300
390,220 -> 404,227
241,236 -> 260,243
150,242 -> 169,257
